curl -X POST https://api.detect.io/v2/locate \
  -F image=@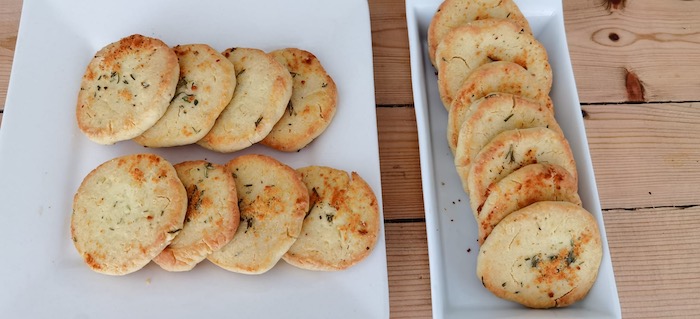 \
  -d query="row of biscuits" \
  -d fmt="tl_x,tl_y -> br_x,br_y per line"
428,0 -> 603,309
76,34 -> 337,152
71,153 -> 379,275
